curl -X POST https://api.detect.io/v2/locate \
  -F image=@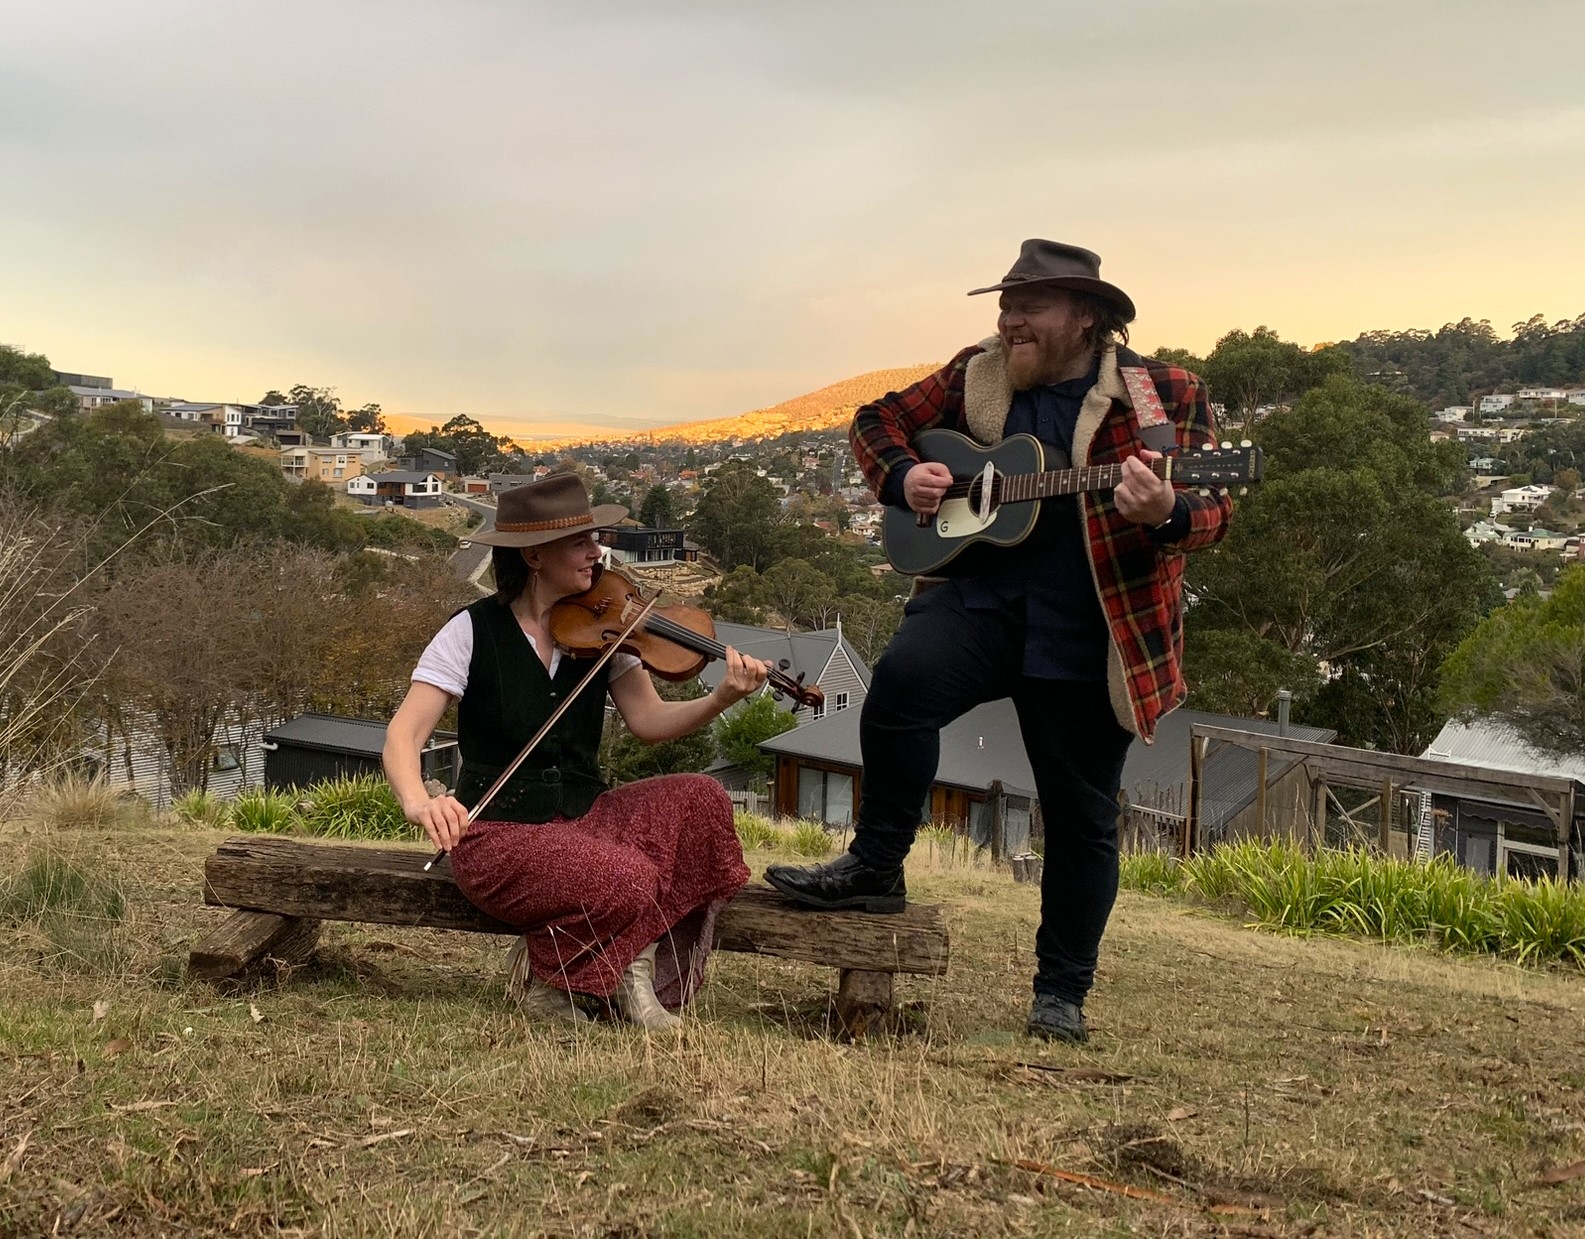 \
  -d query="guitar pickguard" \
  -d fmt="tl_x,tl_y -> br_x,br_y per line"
931,493 -> 997,540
